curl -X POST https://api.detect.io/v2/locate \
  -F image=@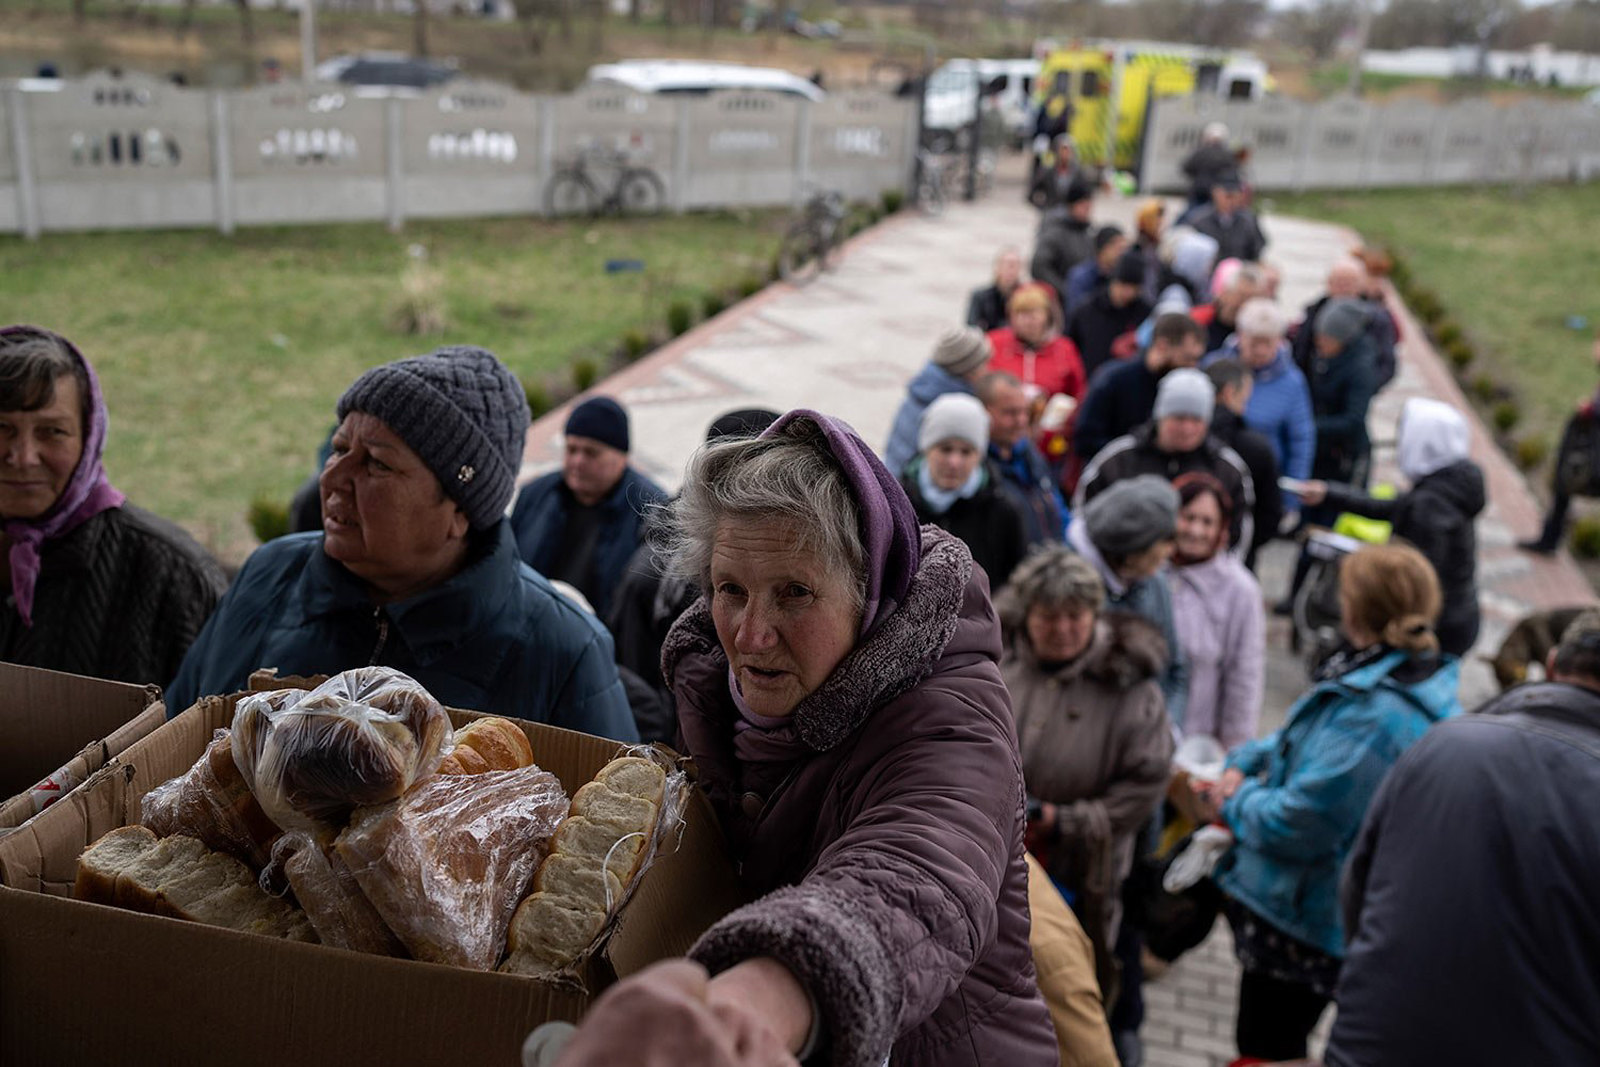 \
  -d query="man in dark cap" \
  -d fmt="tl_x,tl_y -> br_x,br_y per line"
1187,172 -> 1267,263
884,327 -> 993,475
1030,179 -> 1096,315
1065,248 -> 1155,380
511,395 -> 667,621
1327,608 -> 1600,1066
1308,298 -> 1379,496
1063,224 -> 1128,315
167,346 -> 637,740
